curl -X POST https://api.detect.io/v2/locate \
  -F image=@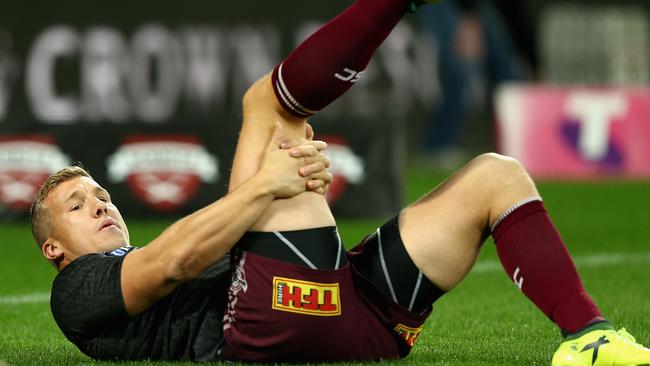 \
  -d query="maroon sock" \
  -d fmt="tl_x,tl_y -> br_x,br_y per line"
272,0 -> 410,117
492,199 -> 604,333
